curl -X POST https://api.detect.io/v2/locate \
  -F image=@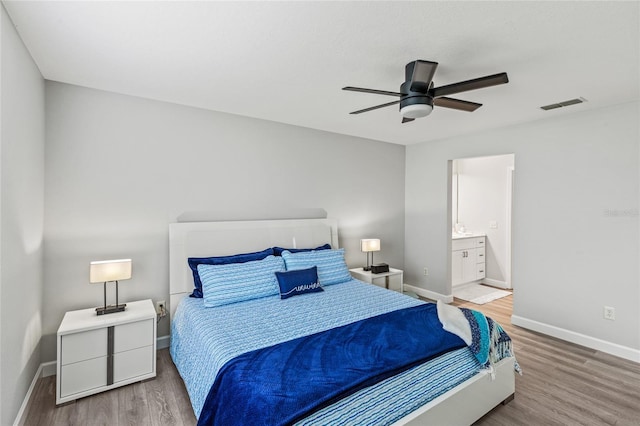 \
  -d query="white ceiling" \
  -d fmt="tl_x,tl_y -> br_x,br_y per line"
4,1 -> 639,145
